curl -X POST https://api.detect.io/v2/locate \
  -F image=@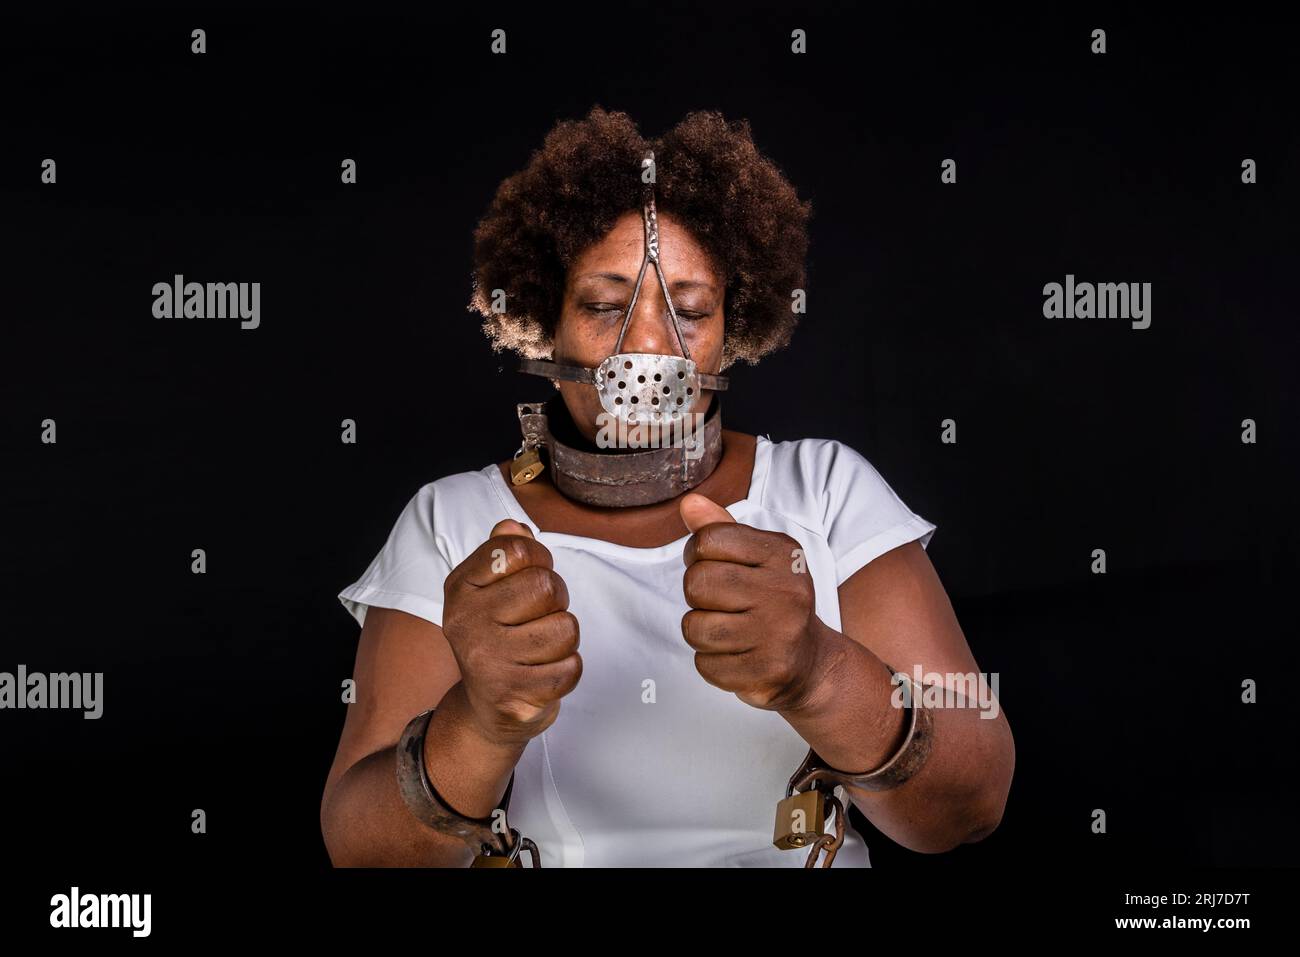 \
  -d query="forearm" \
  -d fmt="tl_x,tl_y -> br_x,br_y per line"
780,622 -> 1014,853
321,682 -> 526,867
